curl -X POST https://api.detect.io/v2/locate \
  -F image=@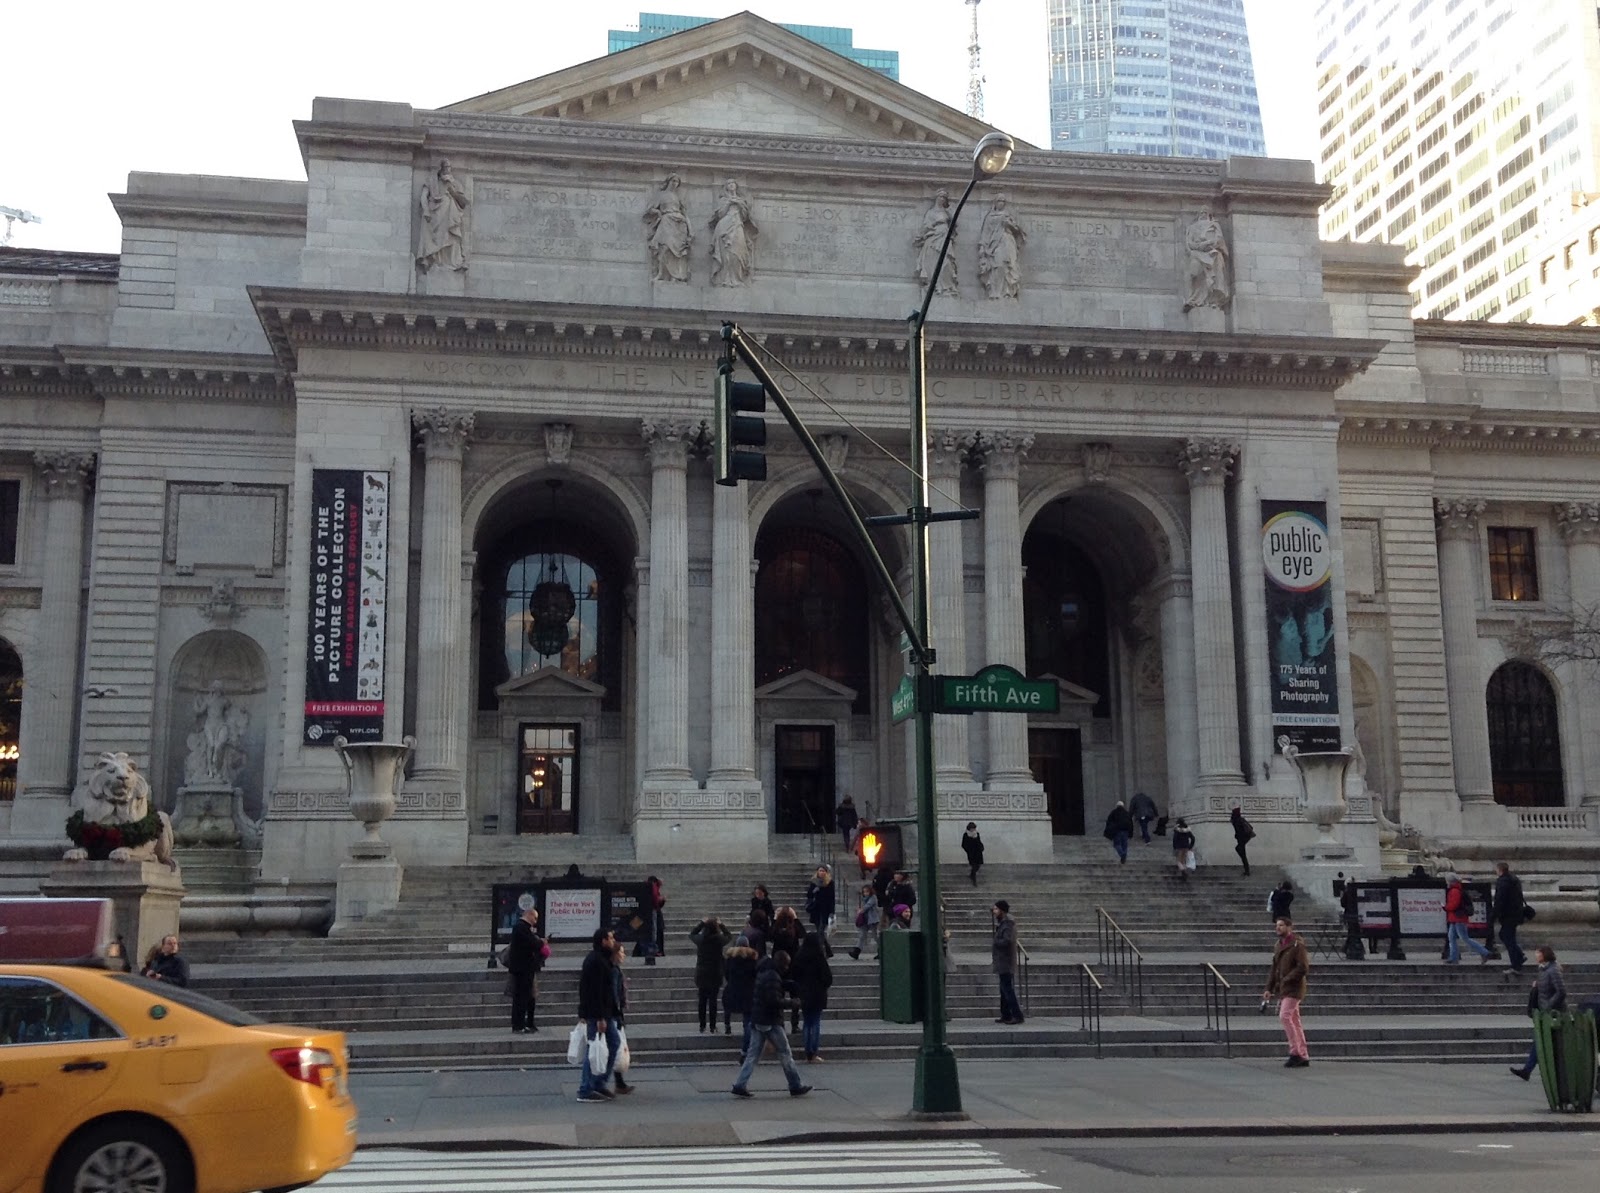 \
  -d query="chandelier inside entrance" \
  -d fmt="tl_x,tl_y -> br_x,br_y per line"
527,480 -> 575,659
